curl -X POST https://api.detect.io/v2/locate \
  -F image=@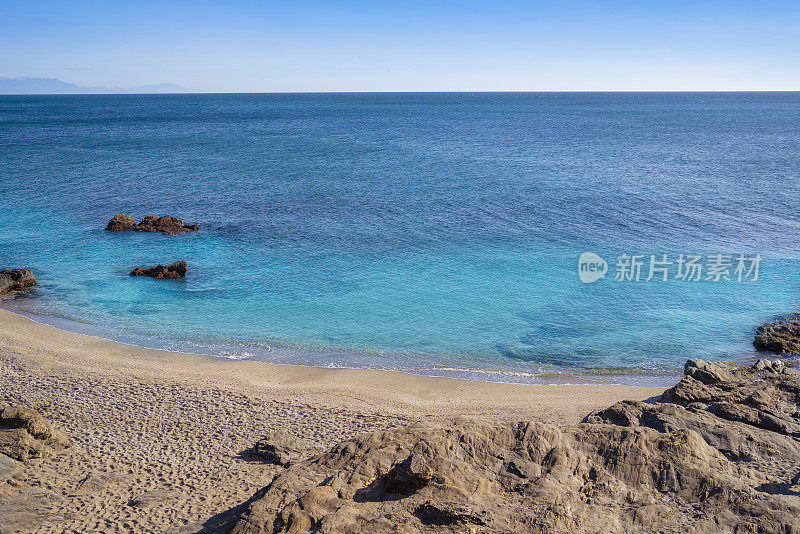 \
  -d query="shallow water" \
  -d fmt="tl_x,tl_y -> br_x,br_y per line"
2,92 -> 800,384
